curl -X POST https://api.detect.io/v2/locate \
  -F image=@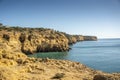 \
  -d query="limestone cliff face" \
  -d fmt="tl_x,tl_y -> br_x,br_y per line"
63,33 -> 84,45
0,25 -> 97,54
0,27 -> 70,54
